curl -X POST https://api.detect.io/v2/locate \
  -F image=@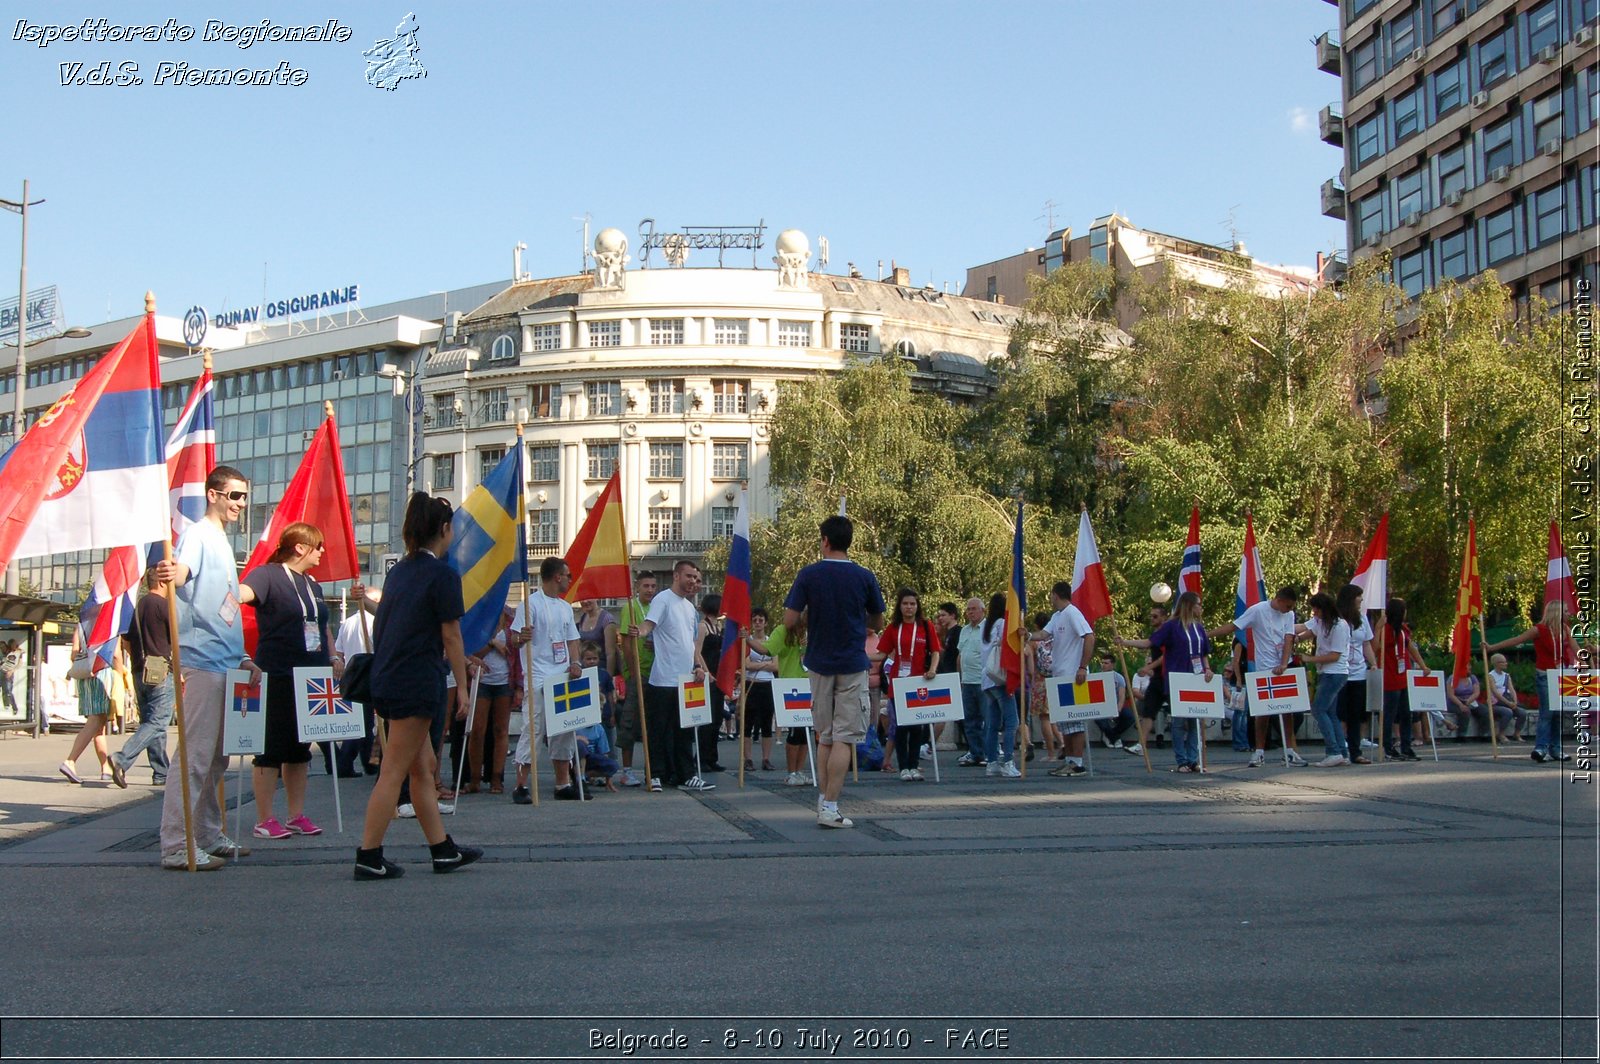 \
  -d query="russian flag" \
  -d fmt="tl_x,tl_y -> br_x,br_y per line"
0,313 -> 168,570
1178,506 -> 1202,596
715,488 -> 751,698
1234,513 -> 1268,663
